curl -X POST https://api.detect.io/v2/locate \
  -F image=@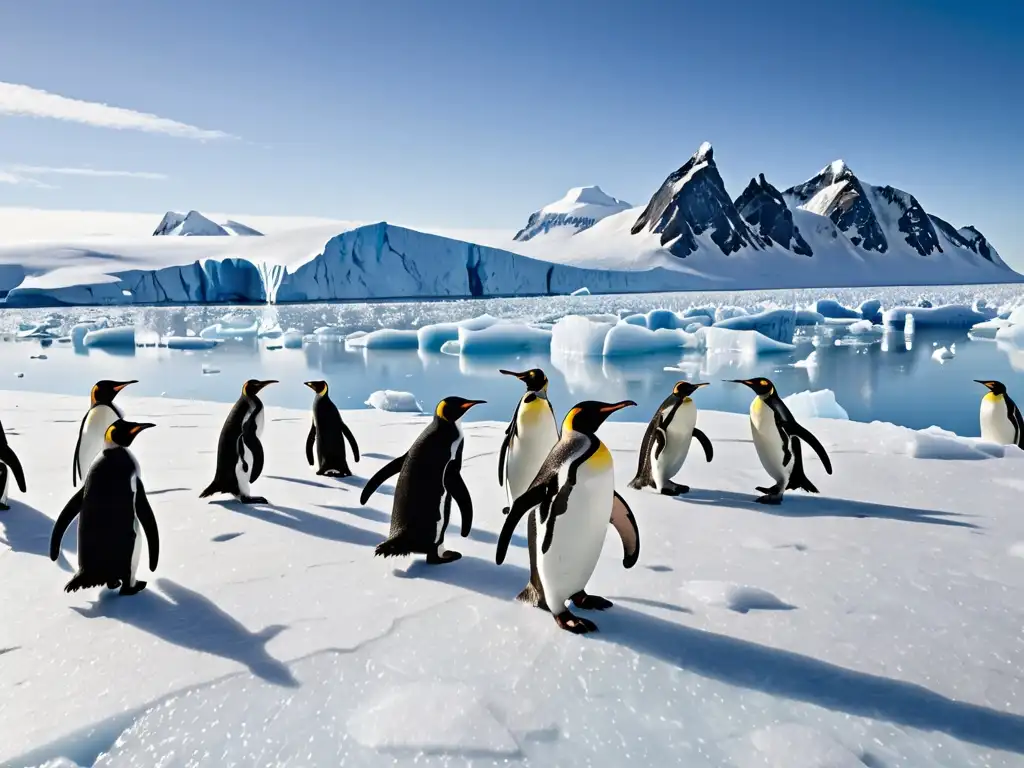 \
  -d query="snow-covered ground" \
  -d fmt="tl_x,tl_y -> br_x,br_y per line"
2,390 -> 1023,767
